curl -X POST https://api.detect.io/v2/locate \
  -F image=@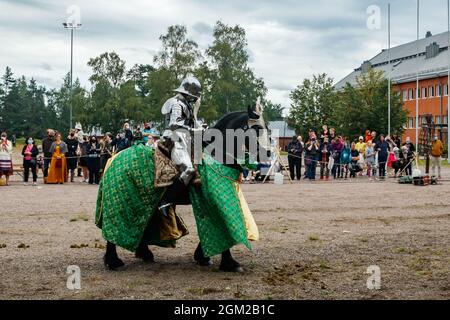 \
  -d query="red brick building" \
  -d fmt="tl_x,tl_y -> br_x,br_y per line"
336,31 -> 449,145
